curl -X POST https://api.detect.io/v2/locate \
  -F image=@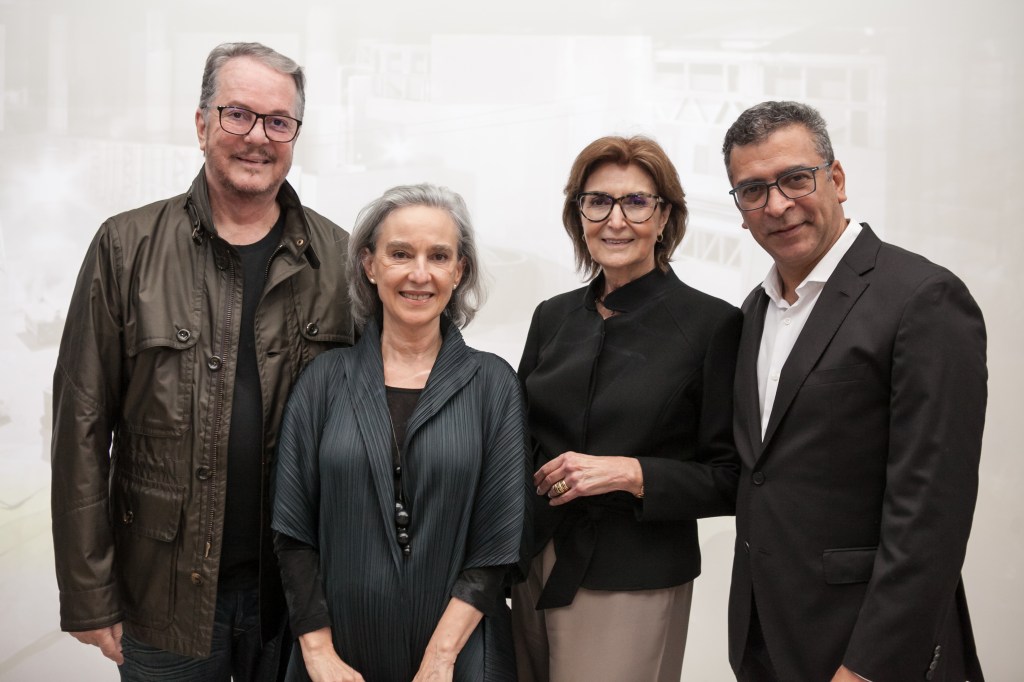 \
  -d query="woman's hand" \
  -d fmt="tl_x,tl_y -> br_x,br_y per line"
534,452 -> 643,506
412,644 -> 457,682
413,598 -> 483,682
299,628 -> 364,682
